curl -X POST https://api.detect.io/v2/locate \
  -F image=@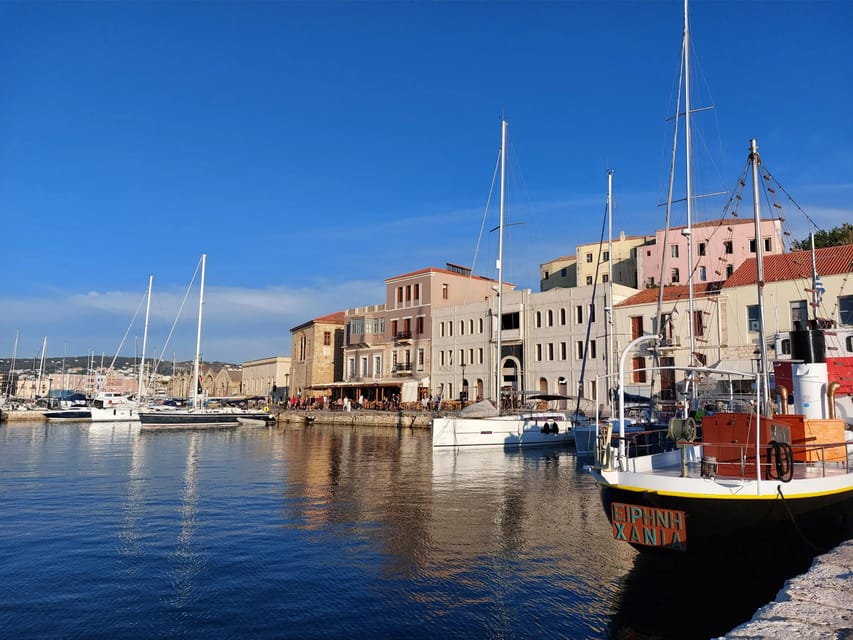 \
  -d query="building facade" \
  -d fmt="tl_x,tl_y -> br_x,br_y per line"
242,356 -> 291,401
290,312 -> 345,400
